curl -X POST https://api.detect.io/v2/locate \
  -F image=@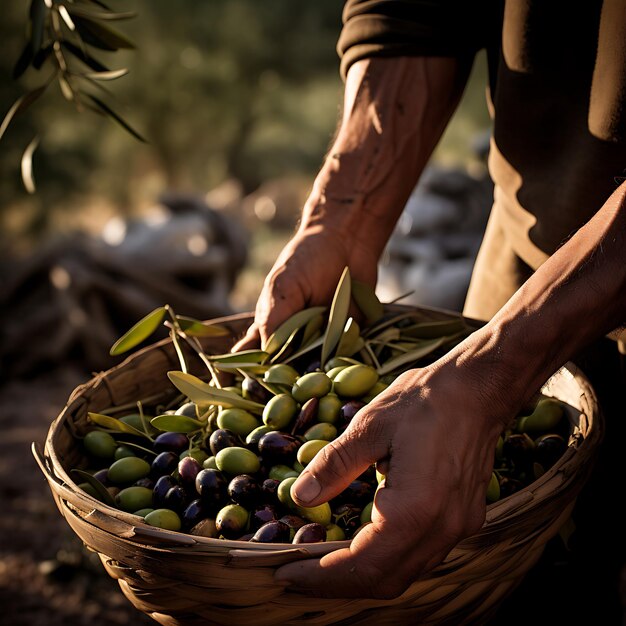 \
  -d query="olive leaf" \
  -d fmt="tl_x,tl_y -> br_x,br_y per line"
320,266 -> 351,366
73,15 -> 136,50
83,68 -> 129,81
270,327 -> 300,364
109,306 -> 166,356
67,6 -> 137,21
21,135 -> 40,194
399,319 -> 467,340
86,94 -> 147,142
71,469 -> 116,507
351,280 -> 384,324
212,362 -> 269,375
263,306 -> 326,355
87,412 -> 148,438
0,84 -> 48,142
167,371 -> 265,413
111,440 -> 157,457
283,335 -> 324,365
208,349 -> 269,364
300,313 -> 325,348
30,0 -> 47,55
150,414 -> 203,434
13,42 -> 34,80
376,336 -> 449,376
175,316 -> 229,337
335,318 -> 362,357
62,41 -> 110,72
